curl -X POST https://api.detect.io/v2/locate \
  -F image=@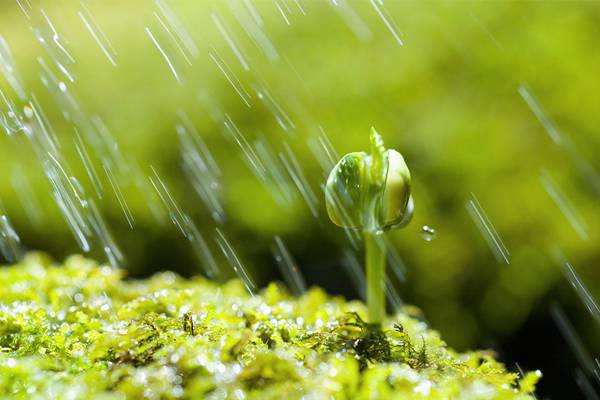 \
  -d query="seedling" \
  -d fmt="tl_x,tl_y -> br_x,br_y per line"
325,127 -> 413,325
